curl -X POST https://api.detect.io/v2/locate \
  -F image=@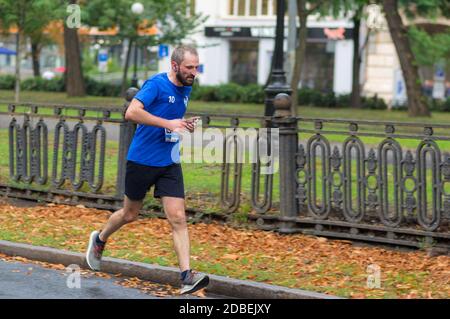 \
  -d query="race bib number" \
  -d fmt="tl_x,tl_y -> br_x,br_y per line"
164,129 -> 180,143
